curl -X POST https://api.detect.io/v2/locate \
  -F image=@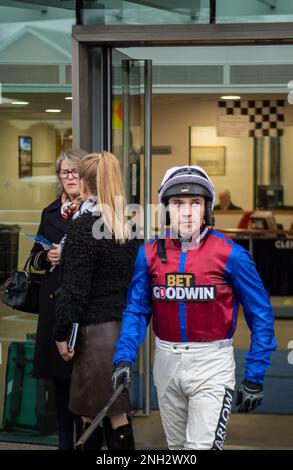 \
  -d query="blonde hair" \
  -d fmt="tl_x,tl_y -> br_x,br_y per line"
79,151 -> 128,244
